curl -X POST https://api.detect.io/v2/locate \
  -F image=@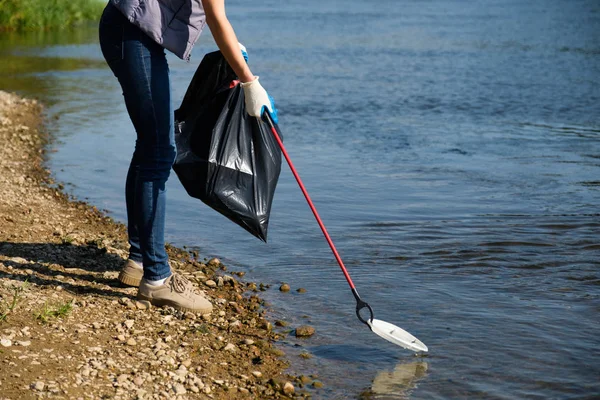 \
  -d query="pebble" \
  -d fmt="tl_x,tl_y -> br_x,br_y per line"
223,343 -> 236,352
126,338 -> 137,346
283,381 -> 295,395
204,280 -> 217,288
135,300 -> 151,310
243,339 -> 254,345
31,381 -> 45,391
296,288 -> 307,293
0,339 -> 12,347
252,371 -> 263,378
279,283 -> 290,292
118,297 -> 132,306
173,383 -> 186,395
207,257 -> 221,267
295,325 -> 316,337
124,319 -> 134,329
